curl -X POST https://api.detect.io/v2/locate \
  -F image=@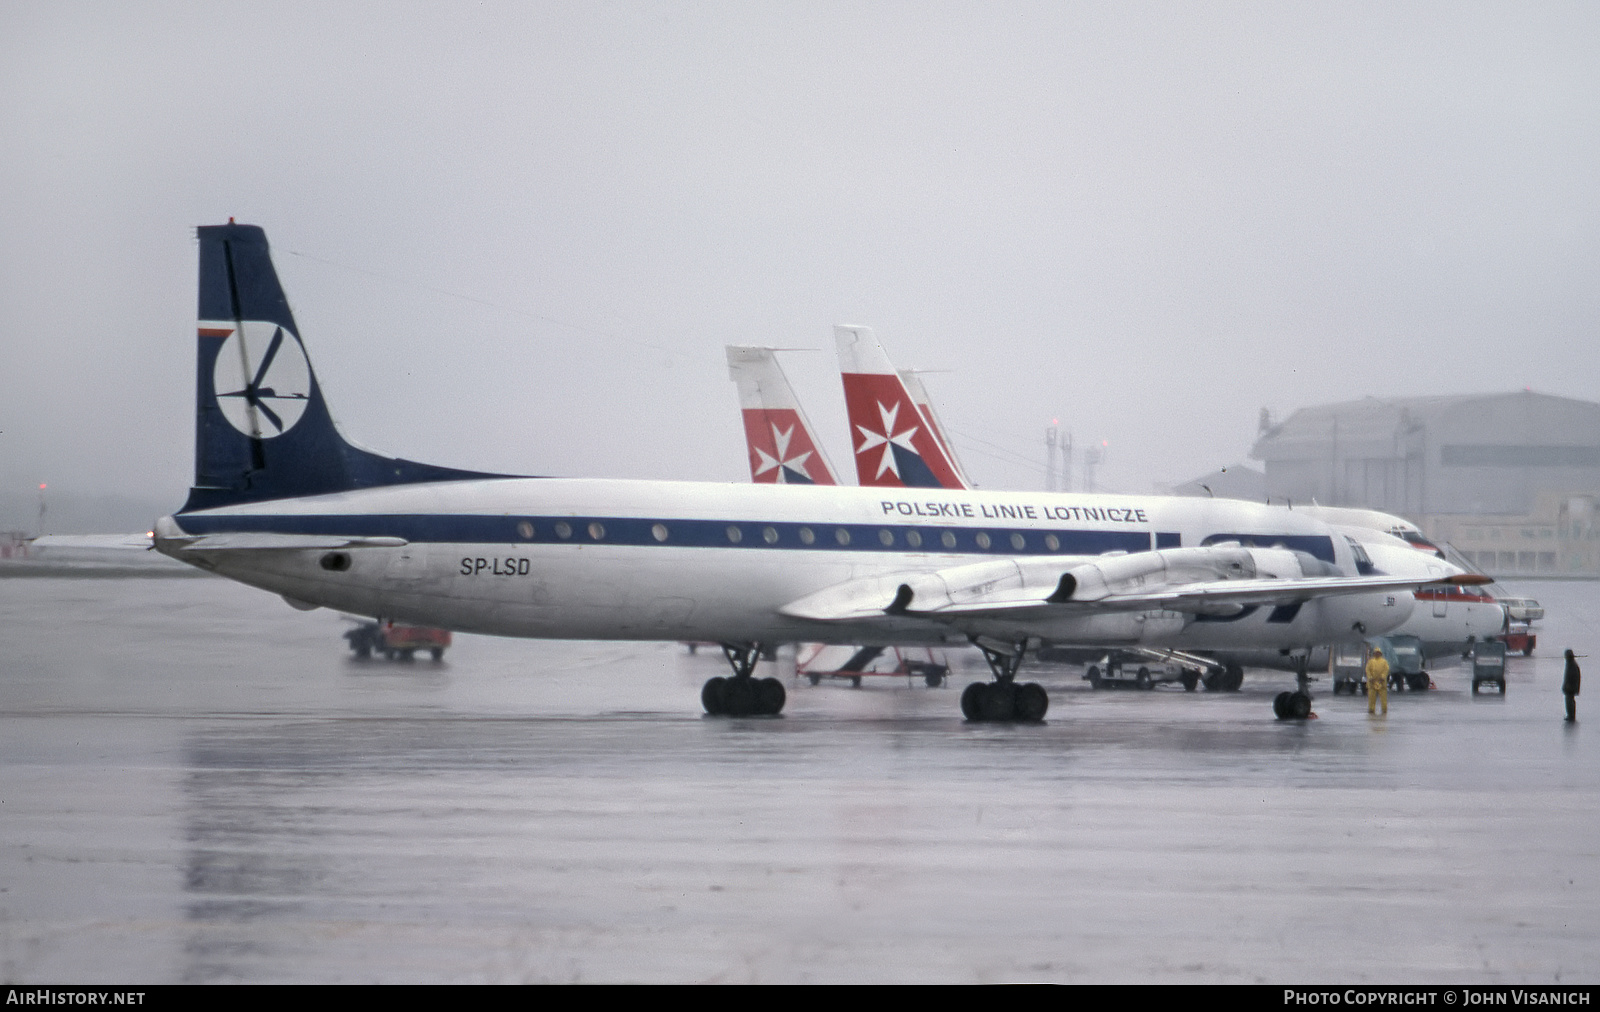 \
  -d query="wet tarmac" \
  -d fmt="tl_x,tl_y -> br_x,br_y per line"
1,575 -> 1596,983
